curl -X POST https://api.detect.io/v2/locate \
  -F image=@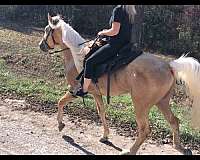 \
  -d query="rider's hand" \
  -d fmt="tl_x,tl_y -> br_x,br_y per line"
98,31 -> 104,36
